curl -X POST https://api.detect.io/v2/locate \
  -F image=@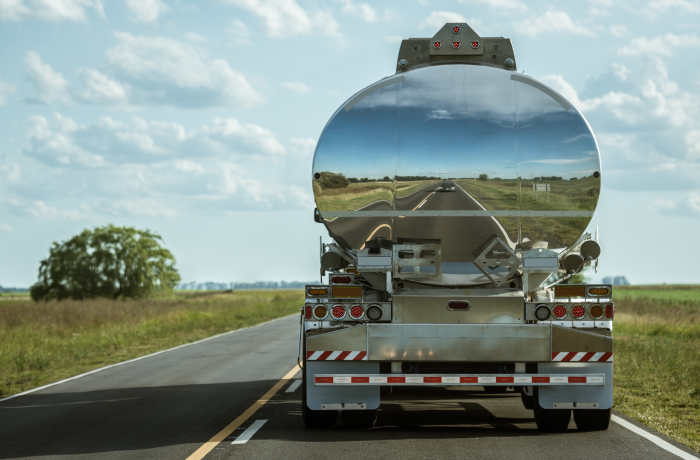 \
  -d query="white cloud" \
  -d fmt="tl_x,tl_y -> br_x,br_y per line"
103,32 -> 264,108
618,33 -> 700,57
421,11 -> 466,30
76,68 -> 128,105
290,137 -> 316,157
609,25 -> 627,37
0,77 -> 16,105
644,0 -> 700,14
649,193 -> 700,218
337,0 -> 377,22
24,52 -> 70,104
514,11 -> 594,37
124,0 -> 169,23
185,32 -> 207,43
282,81 -> 311,95
611,63 -> 630,82
229,19 -> 251,45
104,199 -> 177,217
175,159 -> 204,173
459,0 -> 527,13
385,35 -> 403,44
224,0 -> 340,39
0,222 -> 12,232
0,0 -> 104,22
